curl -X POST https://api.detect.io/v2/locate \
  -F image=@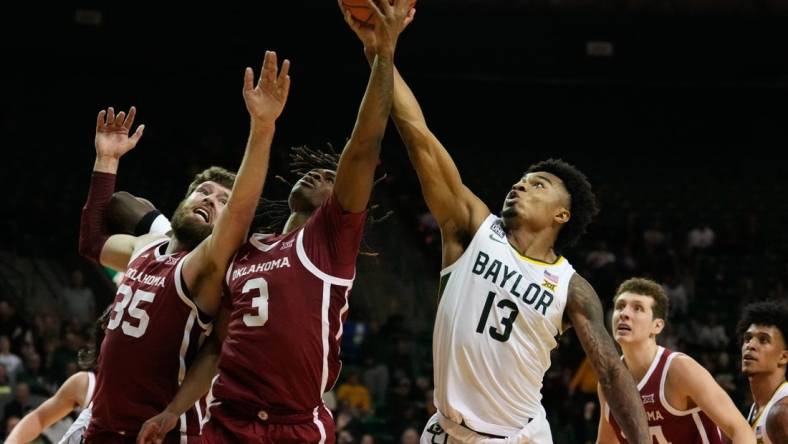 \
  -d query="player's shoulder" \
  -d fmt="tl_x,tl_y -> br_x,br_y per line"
59,371 -> 91,405
664,352 -> 711,389
666,352 -> 698,373
132,233 -> 169,254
